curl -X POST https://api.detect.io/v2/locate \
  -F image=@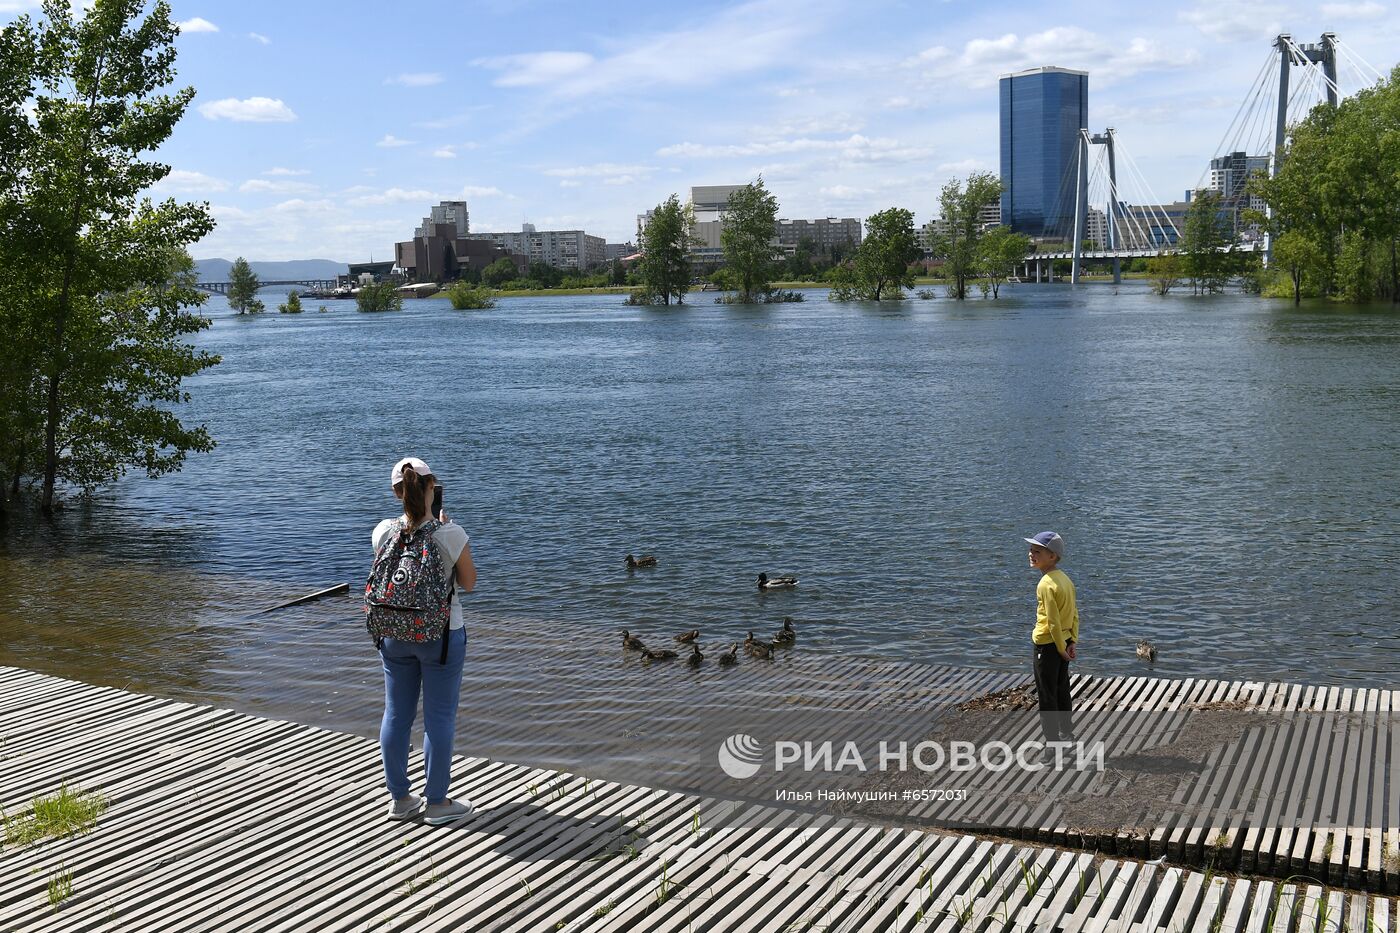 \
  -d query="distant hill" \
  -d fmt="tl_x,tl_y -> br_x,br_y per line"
195,258 -> 350,281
